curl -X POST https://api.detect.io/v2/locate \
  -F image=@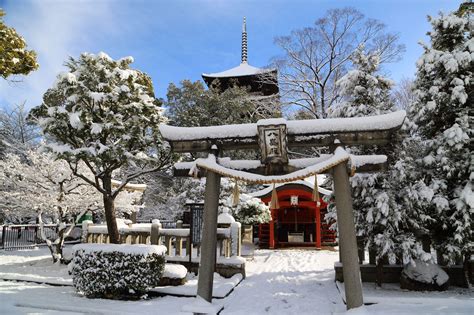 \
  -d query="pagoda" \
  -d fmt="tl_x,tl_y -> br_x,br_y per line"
202,17 -> 279,97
